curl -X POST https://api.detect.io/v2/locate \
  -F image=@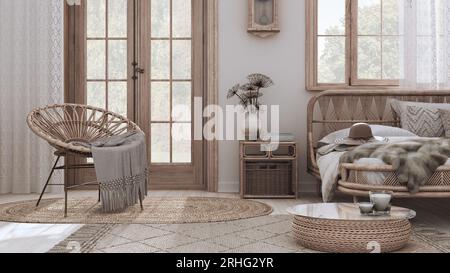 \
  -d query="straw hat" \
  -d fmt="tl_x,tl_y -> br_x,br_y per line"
335,123 -> 388,146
